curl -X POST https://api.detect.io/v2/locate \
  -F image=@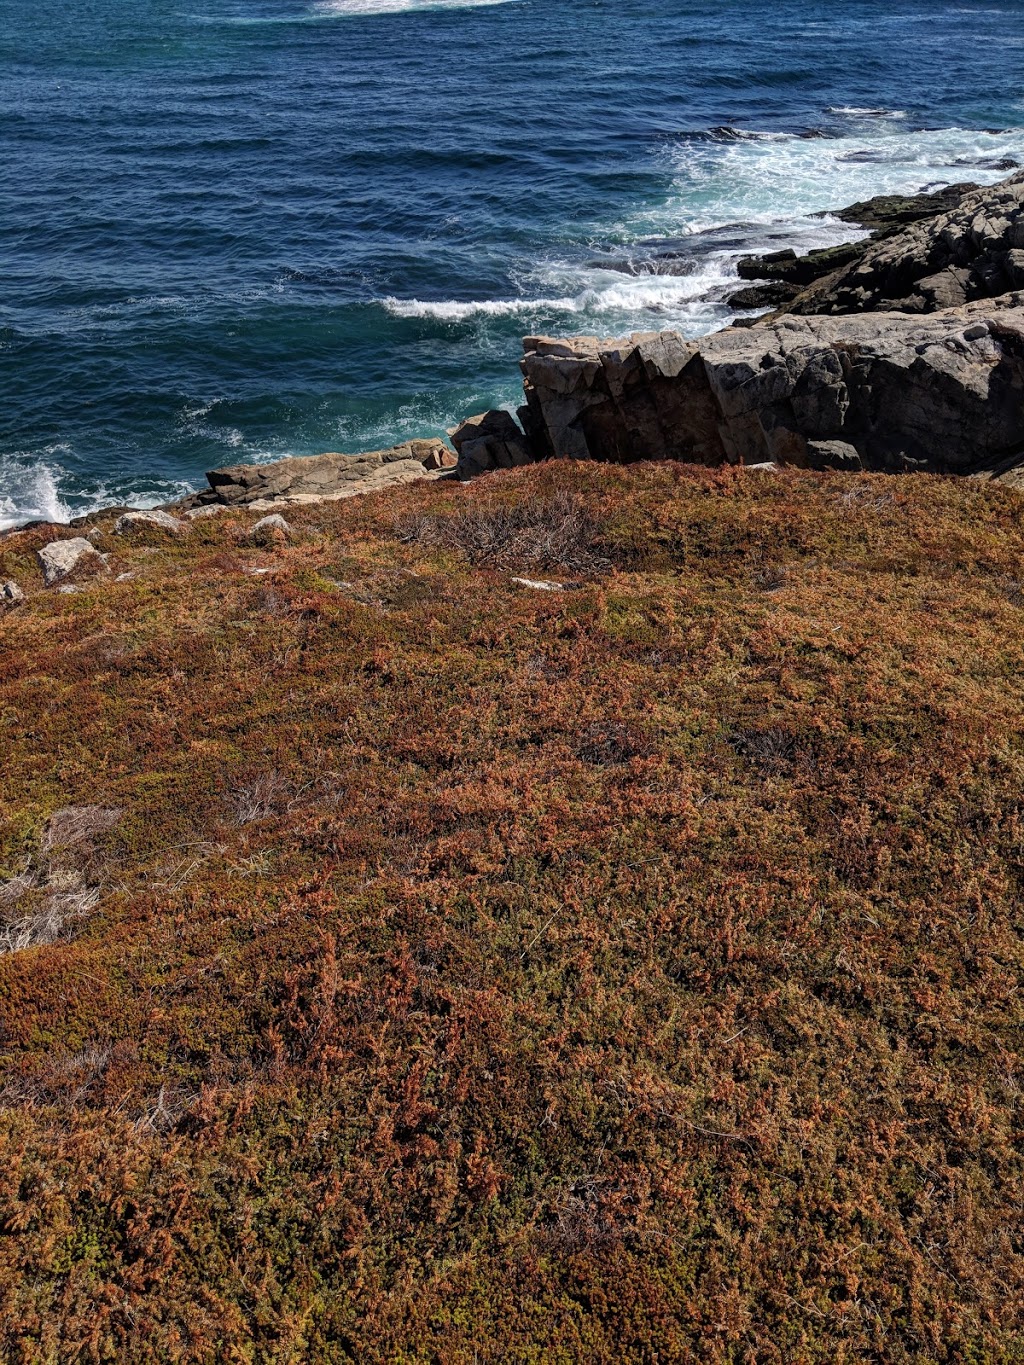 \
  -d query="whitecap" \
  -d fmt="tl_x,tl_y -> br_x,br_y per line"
311,0 -> 512,15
